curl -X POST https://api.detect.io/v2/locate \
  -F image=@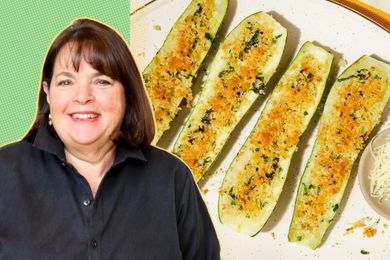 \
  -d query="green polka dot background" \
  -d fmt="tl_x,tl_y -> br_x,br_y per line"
0,0 -> 130,146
